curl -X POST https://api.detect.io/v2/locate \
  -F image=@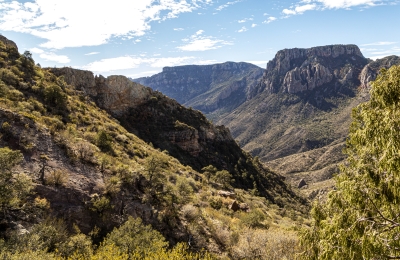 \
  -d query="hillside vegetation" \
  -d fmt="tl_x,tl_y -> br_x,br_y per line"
0,36 -> 307,259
